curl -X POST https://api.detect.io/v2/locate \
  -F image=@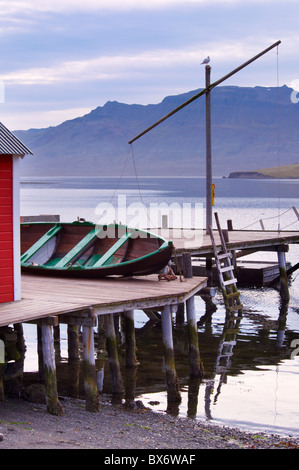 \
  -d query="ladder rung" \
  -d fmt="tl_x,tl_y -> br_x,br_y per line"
218,252 -> 232,260
226,304 -> 243,312
222,340 -> 237,346
226,291 -> 240,299
223,278 -> 237,286
220,266 -> 234,273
